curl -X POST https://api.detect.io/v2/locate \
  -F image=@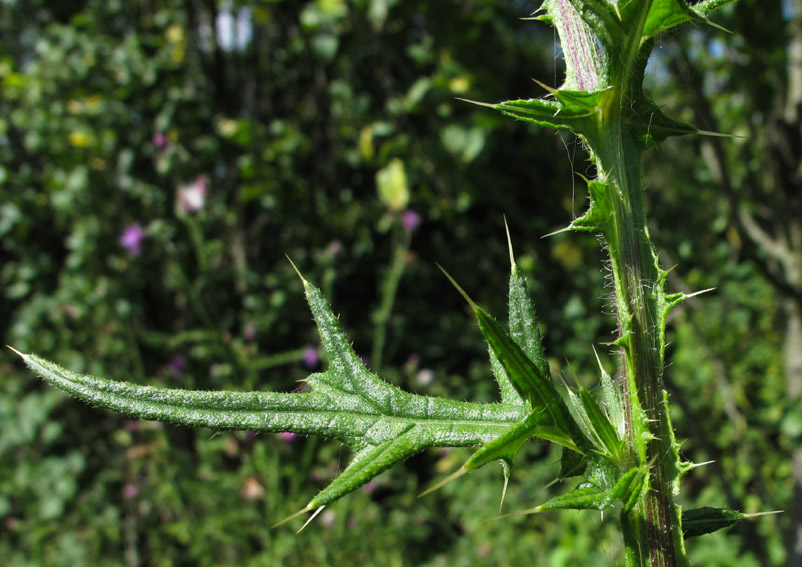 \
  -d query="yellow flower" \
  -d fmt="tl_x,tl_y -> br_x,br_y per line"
68,131 -> 92,148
